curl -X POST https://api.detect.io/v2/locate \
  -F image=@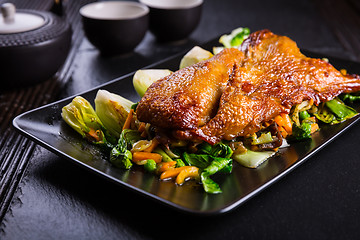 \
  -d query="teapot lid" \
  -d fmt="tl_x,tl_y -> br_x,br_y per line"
0,3 -> 45,34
